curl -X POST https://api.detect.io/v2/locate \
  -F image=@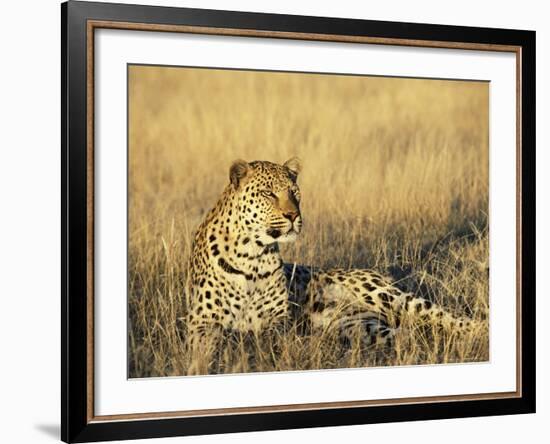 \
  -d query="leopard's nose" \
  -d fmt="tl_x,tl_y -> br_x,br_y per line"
283,211 -> 299,222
